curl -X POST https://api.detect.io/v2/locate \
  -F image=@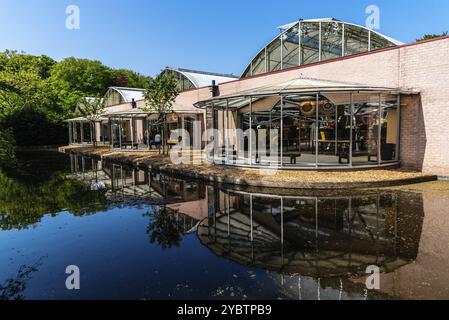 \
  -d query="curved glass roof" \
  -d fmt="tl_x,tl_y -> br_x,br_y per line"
242,18 -> 402,78
162,67 -> 238,91
104,87 -> 145,107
